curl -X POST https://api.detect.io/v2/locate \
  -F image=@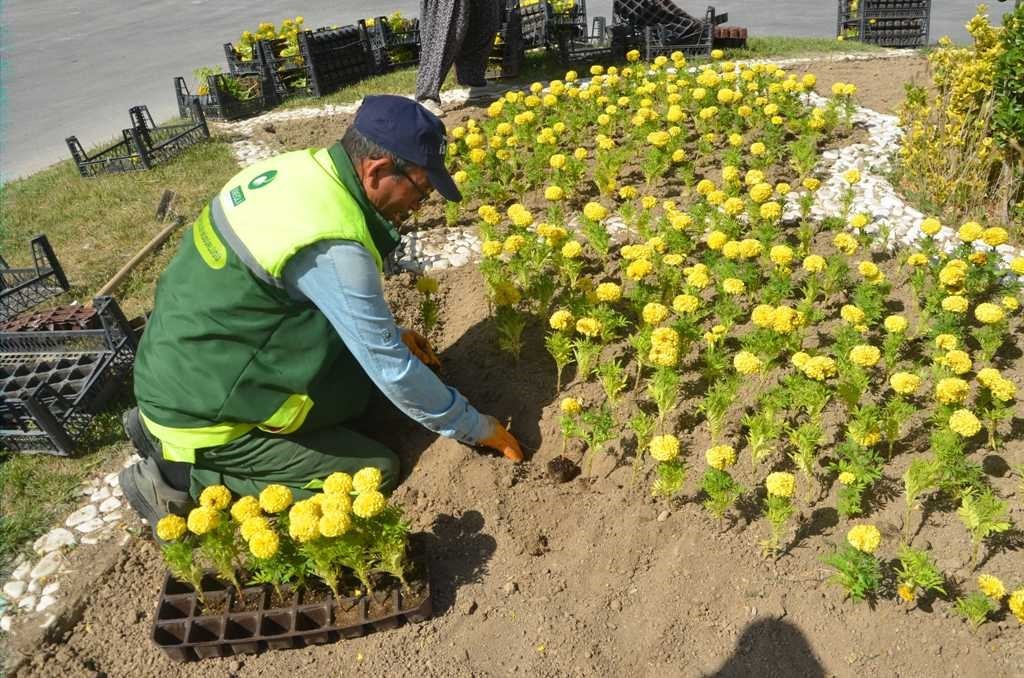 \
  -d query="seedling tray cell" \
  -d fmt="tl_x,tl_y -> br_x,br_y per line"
151,565 -> 432,661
